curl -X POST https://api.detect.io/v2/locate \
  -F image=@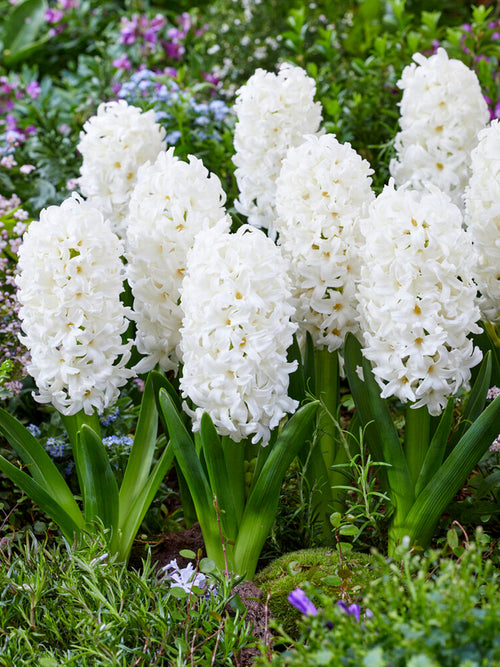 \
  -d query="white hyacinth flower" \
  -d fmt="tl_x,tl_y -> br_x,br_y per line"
464,119 -> 500,322
357,181 -> 482,416
233,63 -> 322,238
77,100 -> 166,236
275,134 -> 375,351
180,225 -> 298,445
16,195 -> 134,416
390,48 -> 489,208
126,148 -> 230,374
